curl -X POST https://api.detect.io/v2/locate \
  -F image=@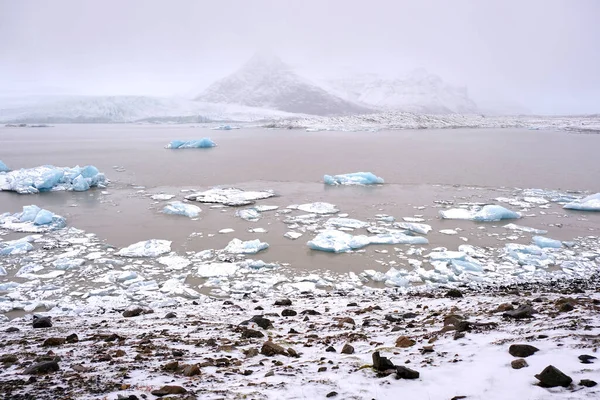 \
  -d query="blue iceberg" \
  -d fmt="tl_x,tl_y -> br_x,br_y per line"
0,160 -> 9,172
162,201 -> 201,218
1,205 -> 66,232
0,240 -> 34,256
440,205 -> 520,222
563,193 -> 600,211
532,236 -> 562,249
165,138 -> 216,149
0,164 -> 107,194
324,172 -> 384,186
